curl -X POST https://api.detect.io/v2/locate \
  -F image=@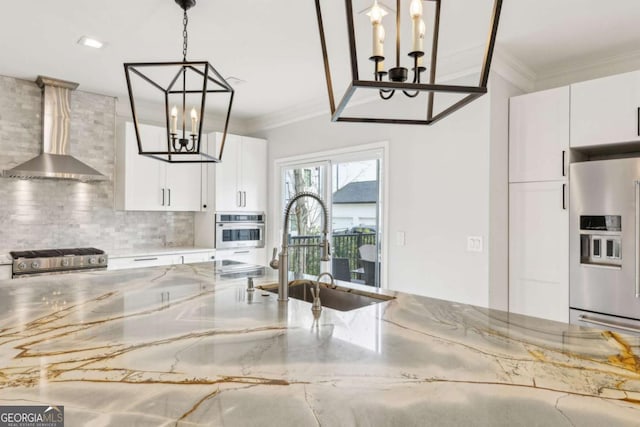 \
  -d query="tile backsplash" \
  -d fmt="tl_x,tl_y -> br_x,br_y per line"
0,75 -> 194,252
